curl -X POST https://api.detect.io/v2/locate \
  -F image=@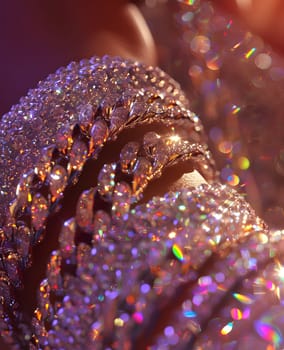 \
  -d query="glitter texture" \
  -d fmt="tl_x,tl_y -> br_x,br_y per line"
27,182 -> 284,350
1,52 -> 284,350
0,55 -> 215,349
0,55 -> 212,226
